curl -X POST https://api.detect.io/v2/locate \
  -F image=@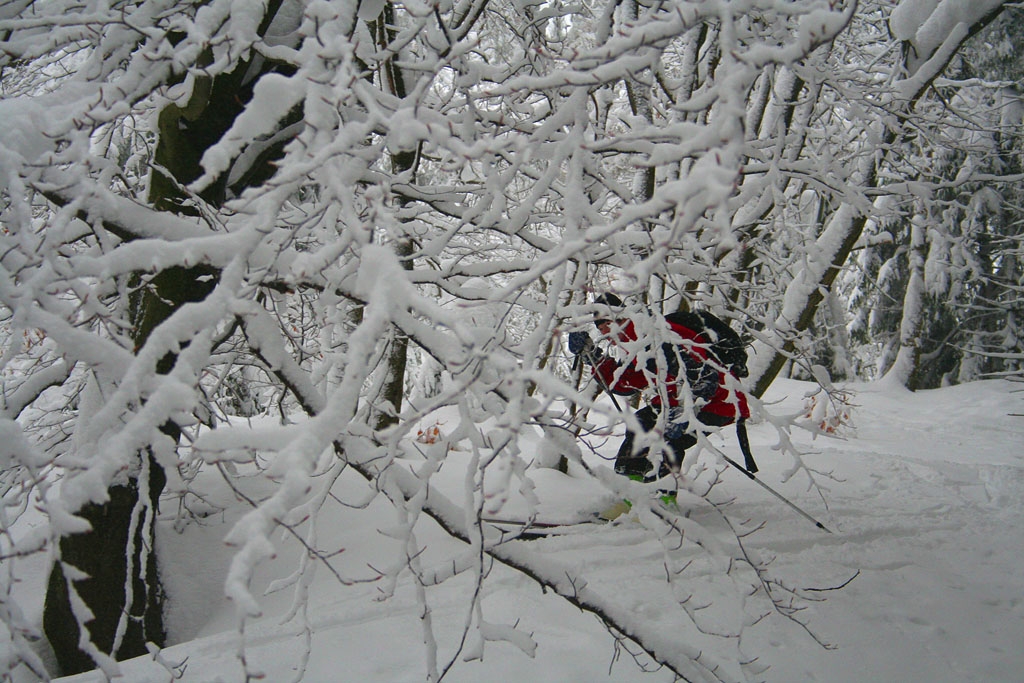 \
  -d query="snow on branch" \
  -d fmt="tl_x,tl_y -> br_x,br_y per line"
6,0 -> 1011,678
